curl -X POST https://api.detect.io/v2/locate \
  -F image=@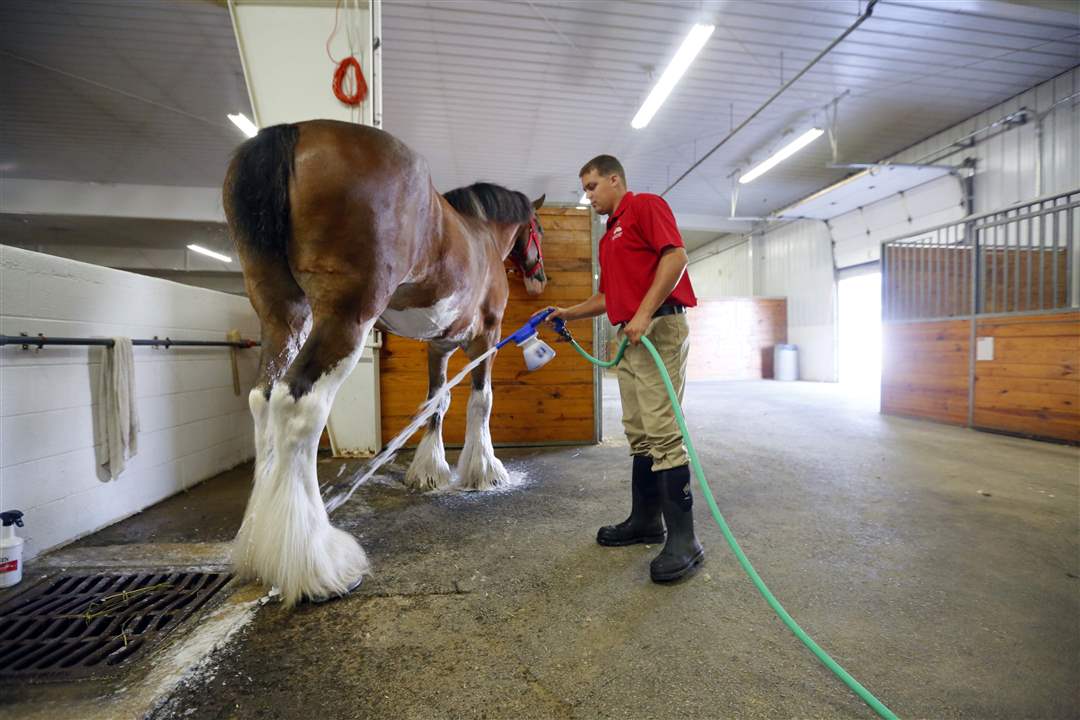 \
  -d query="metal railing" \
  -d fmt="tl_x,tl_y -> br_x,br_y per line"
0,334 -> 259,350
882,189 -> 1079,321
